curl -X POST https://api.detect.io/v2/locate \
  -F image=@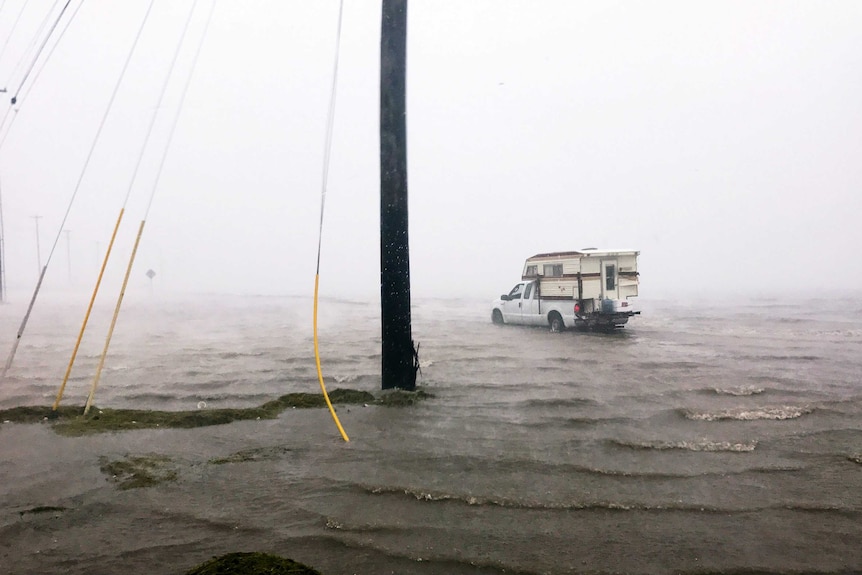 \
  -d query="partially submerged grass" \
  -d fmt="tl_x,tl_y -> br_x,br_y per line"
18,506 -> 67,517
377,388 -> 433,407
100,454 -> 178,490
0,405 -> 83,424
209,446 -> 294,465
55,406 -> 275,436
185,552 -> 321,575
0,387 -> 429,436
